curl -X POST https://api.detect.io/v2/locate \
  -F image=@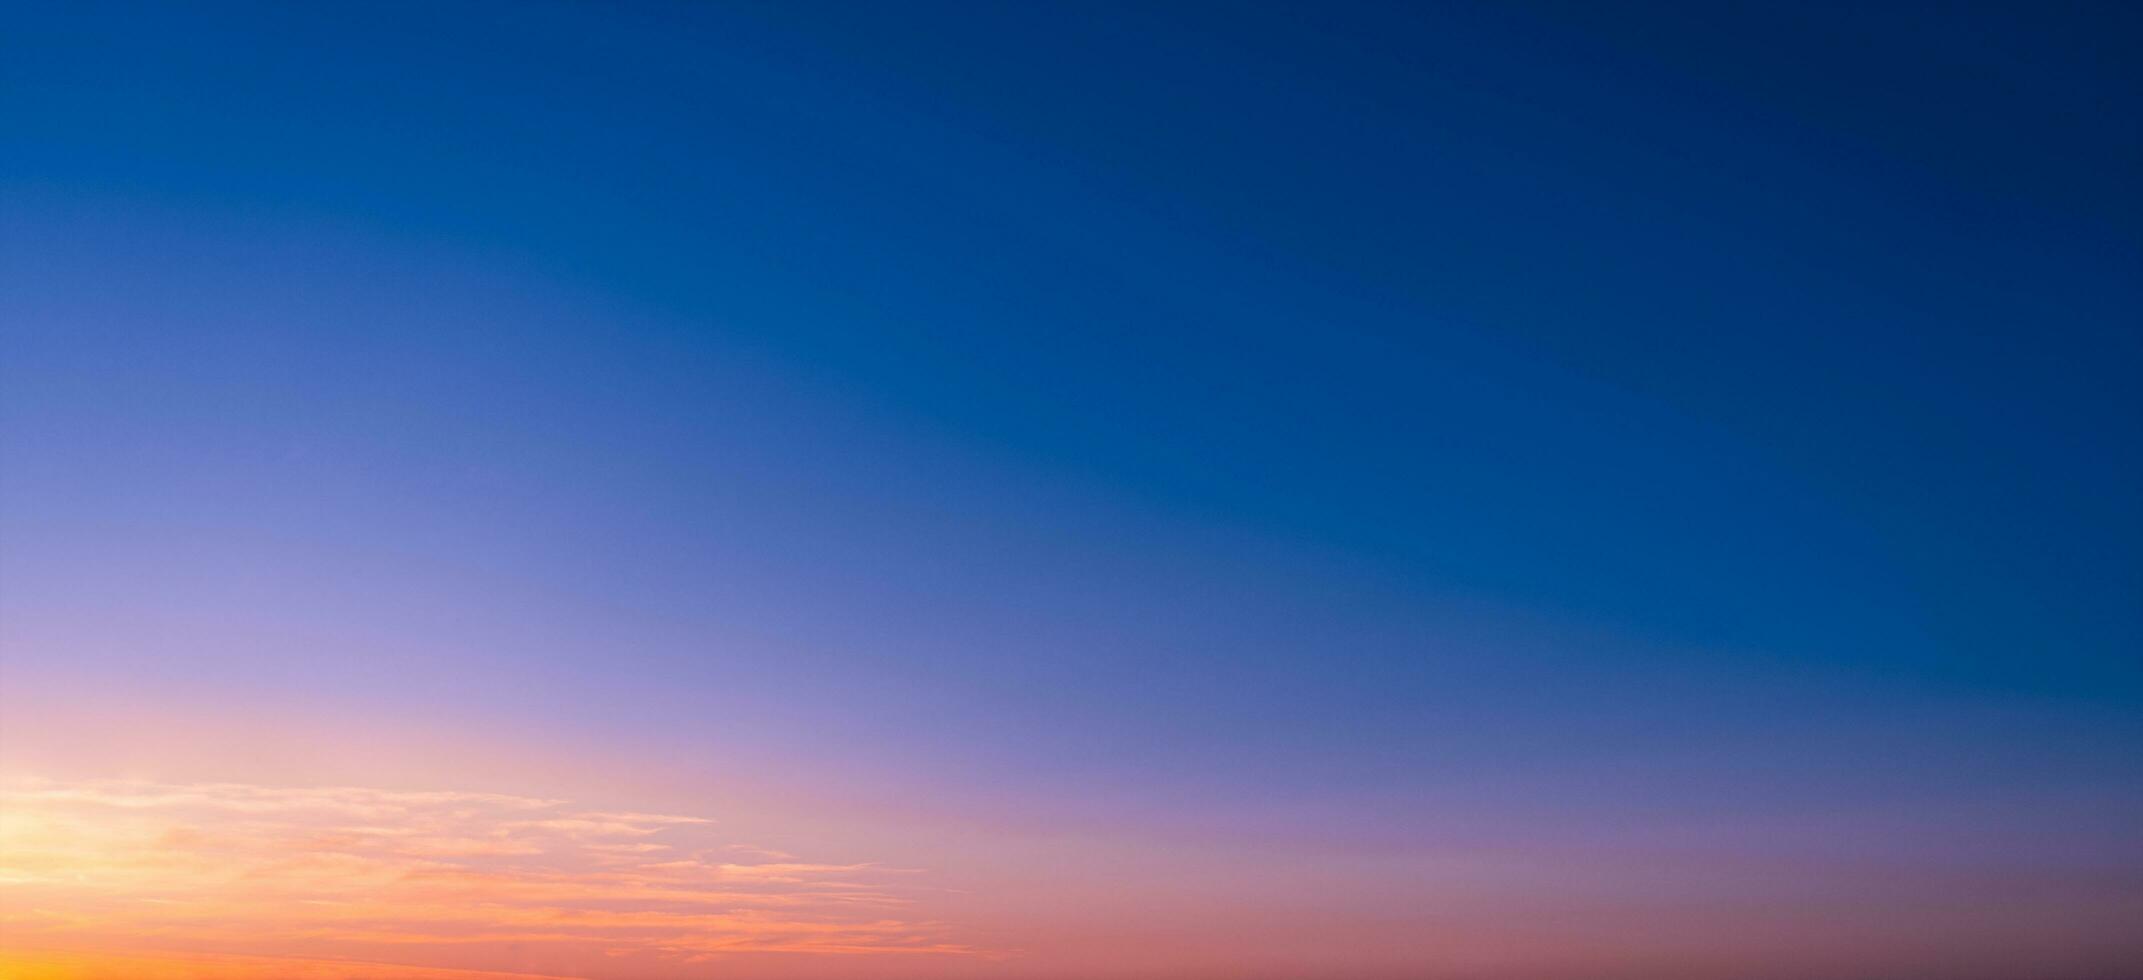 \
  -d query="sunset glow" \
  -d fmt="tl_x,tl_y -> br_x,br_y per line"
4,2 -> 2141,978
0,777 -> 975,977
